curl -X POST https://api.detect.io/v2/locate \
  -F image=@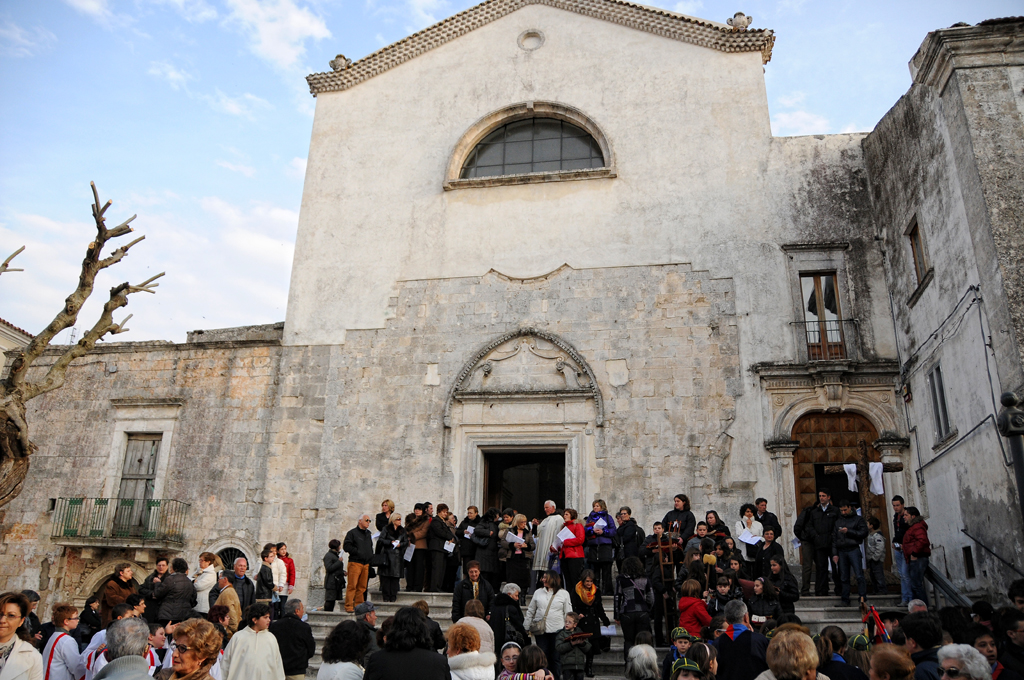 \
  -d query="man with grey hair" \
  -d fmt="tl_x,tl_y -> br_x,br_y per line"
531,500 -> 560,593
343,514 -> 374,613
908,599 -> 929,613
93,617 -> 152,680
268,598 -> 315,680
354,601 -> 381,666
712,600 -> 769,680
